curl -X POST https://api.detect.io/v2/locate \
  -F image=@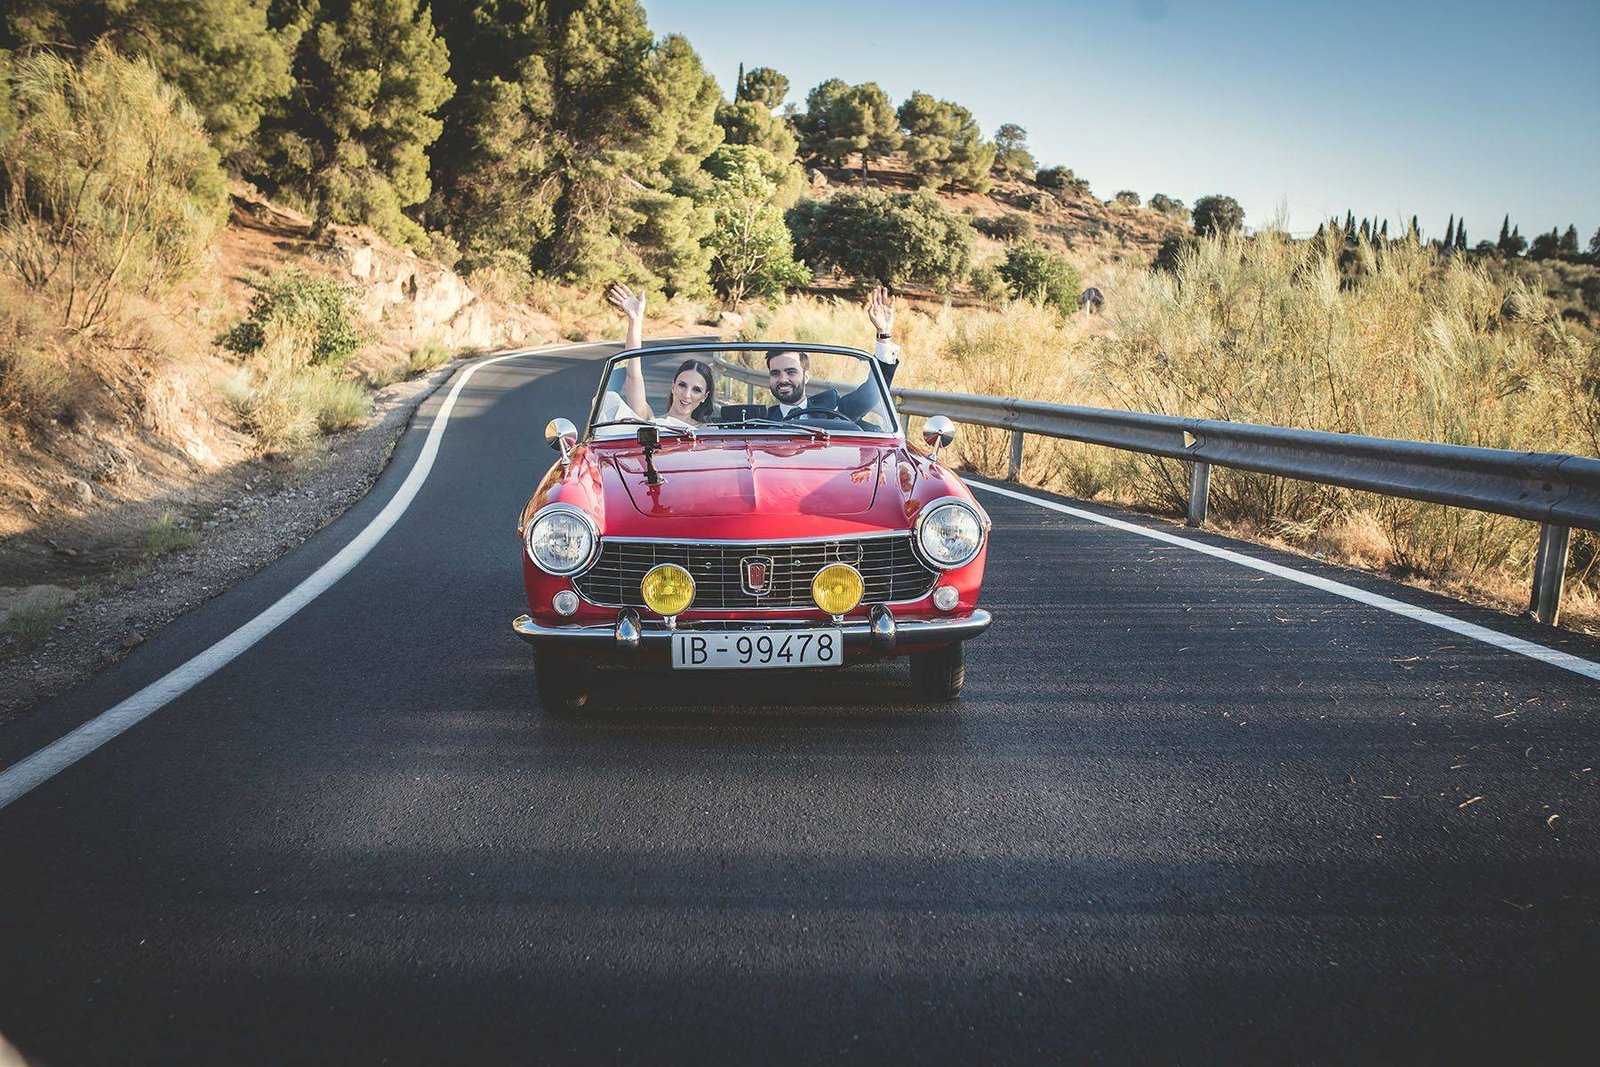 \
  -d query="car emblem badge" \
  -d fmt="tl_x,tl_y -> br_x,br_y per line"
741,555 -> 774,597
